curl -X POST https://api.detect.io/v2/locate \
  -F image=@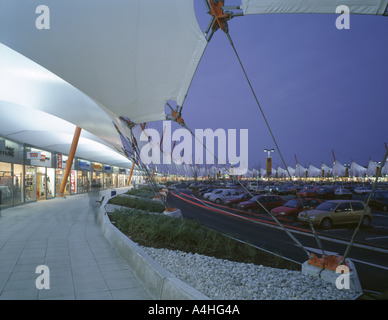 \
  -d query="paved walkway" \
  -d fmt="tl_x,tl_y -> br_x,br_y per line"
0,188 -> 152,300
